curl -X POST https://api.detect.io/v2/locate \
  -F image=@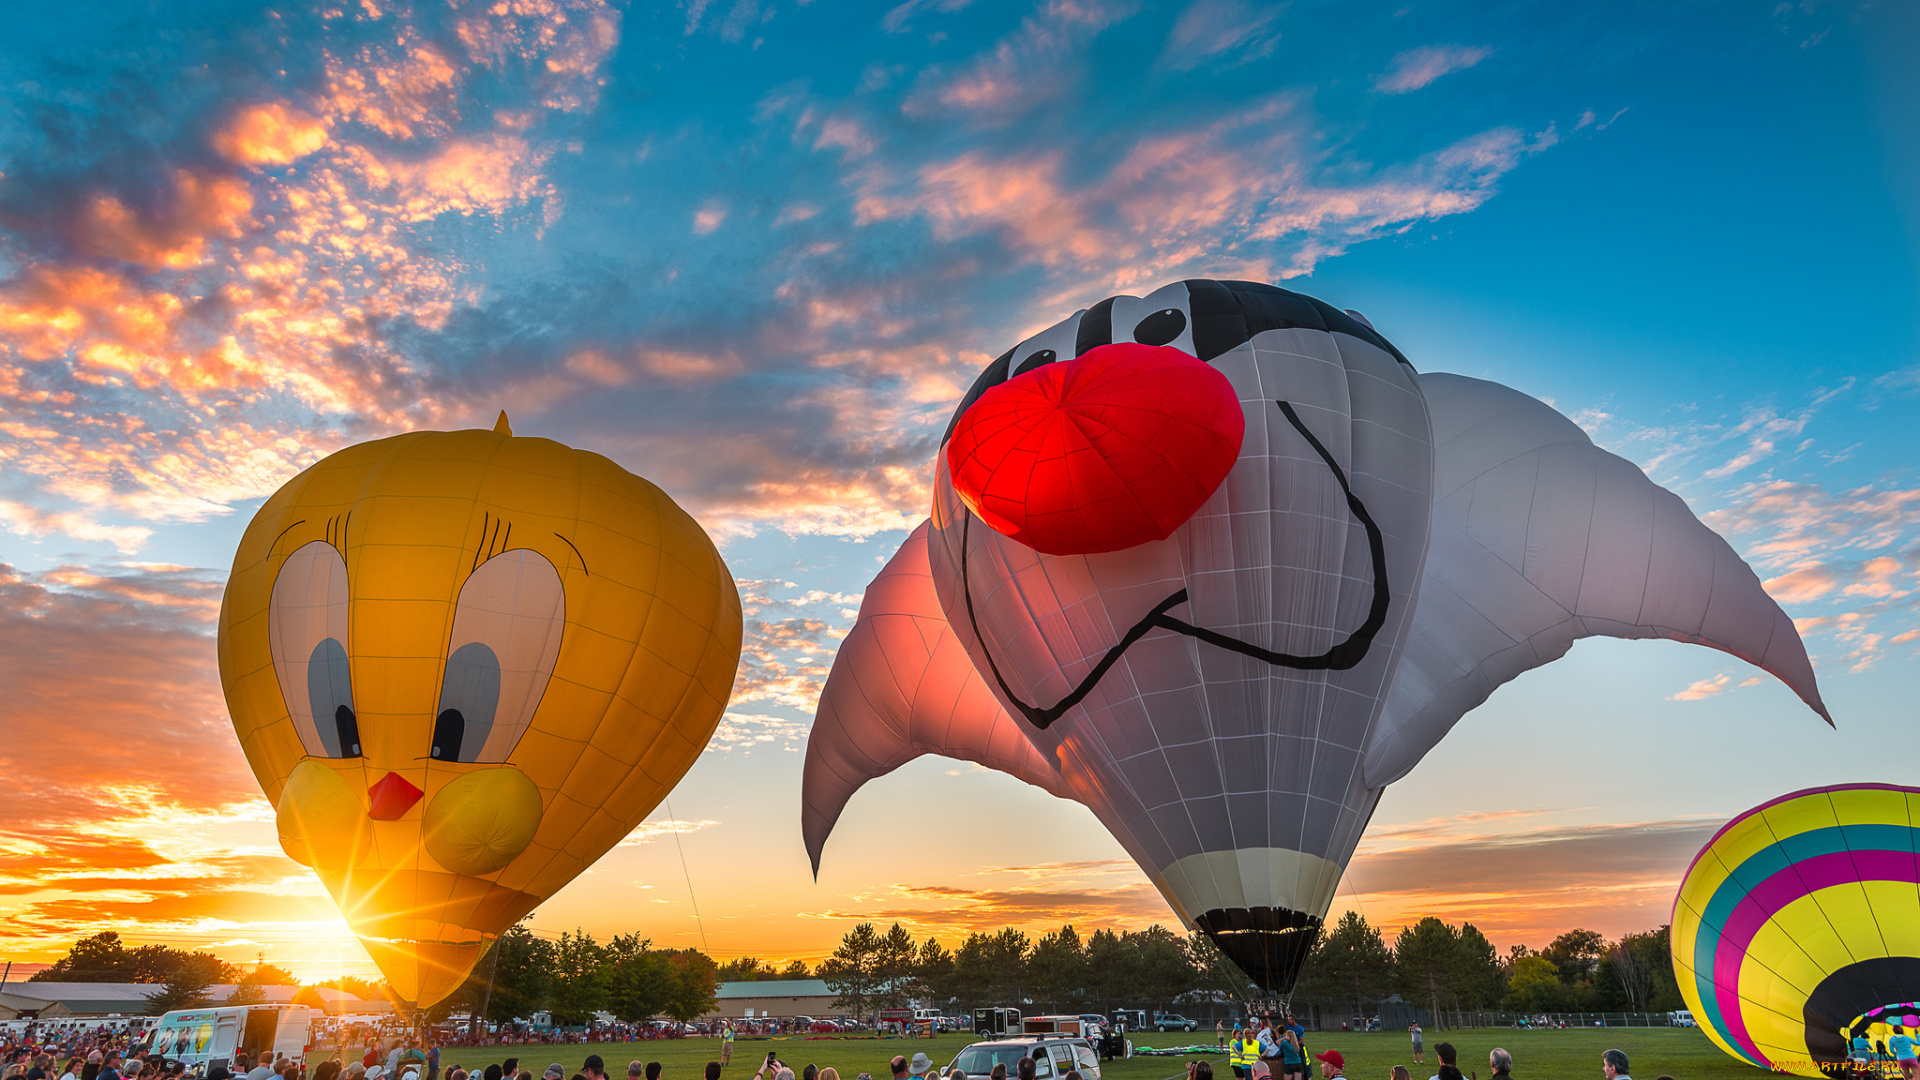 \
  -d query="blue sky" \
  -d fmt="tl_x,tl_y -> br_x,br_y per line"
0,0 -> 1914,972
